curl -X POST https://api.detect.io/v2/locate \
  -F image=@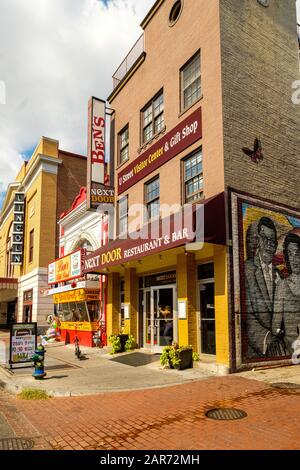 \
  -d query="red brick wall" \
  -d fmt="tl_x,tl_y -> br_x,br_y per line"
56,151 -> 87,257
